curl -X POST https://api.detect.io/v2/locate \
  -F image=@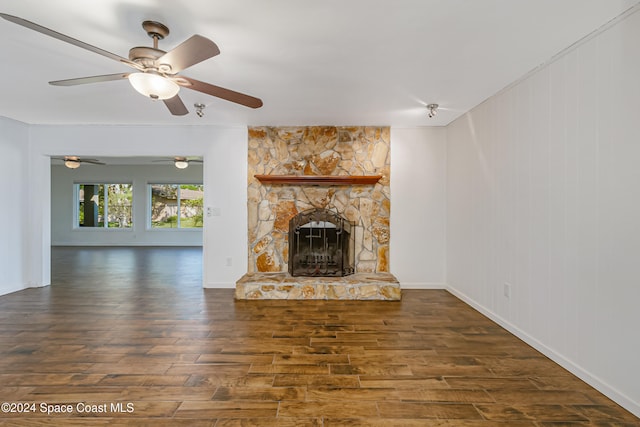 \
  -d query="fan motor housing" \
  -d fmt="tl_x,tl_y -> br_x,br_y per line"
129,47 -> 172,72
